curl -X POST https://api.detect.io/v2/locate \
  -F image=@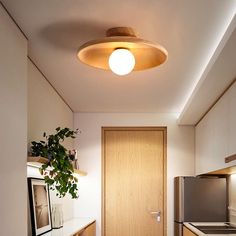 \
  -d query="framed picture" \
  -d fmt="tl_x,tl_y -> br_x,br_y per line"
28,178 -> 52,236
